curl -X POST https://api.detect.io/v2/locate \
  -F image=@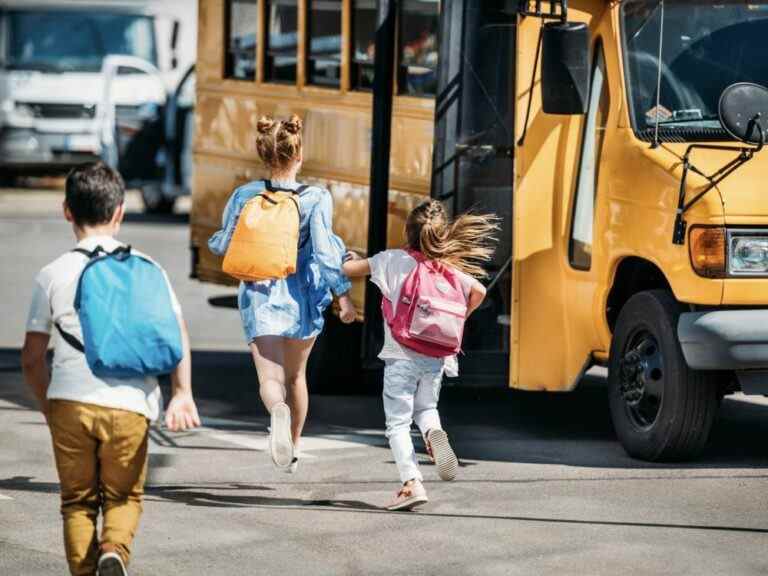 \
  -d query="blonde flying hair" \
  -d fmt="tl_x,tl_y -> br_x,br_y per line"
406,200 -> 500,278
256,114 -> 303,170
